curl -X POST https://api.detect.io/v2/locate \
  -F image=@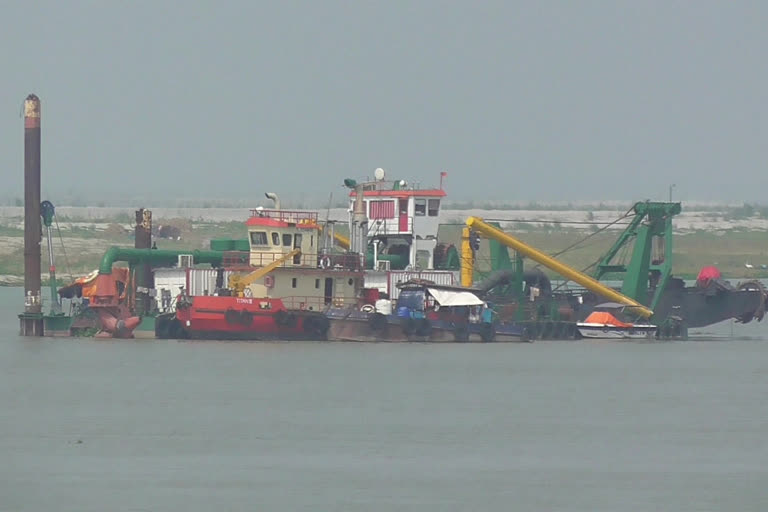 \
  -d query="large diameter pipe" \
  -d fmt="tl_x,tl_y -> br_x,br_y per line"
466,217 -> 653,318
23,94 -> 42,314
265,192 -> 280,210
98,247 -> 228,275
460,227 -> 473,287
